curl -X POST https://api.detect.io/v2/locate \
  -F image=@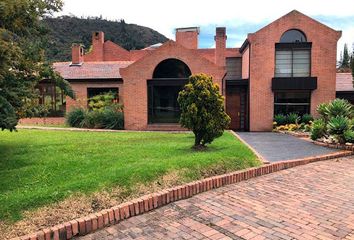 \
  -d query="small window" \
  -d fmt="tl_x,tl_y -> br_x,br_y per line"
87,88 -> 119,103
274,91 -> 310,115
280,29 -> 307,43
